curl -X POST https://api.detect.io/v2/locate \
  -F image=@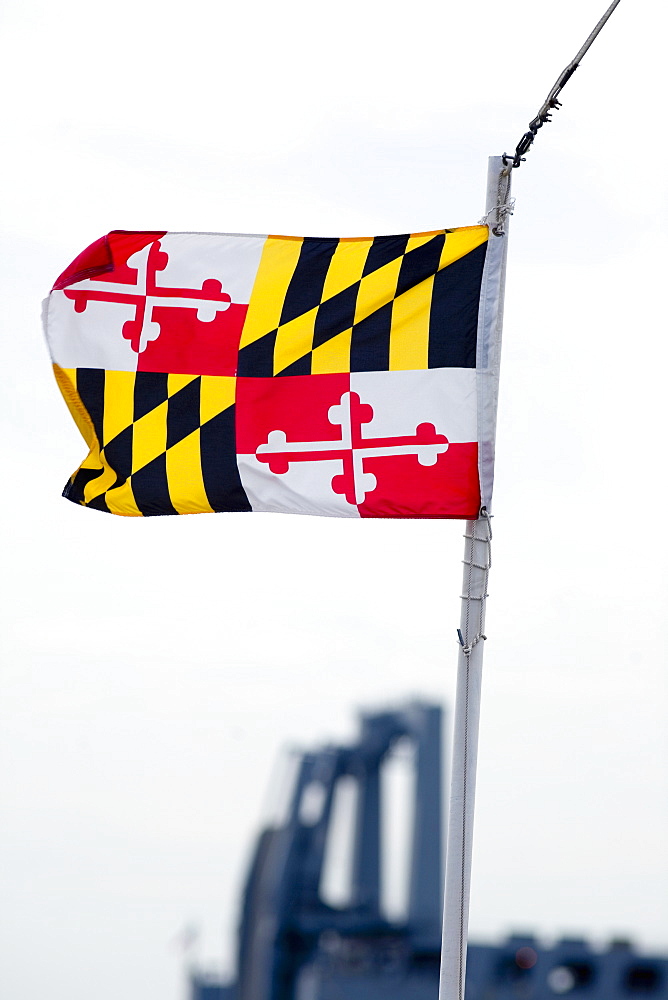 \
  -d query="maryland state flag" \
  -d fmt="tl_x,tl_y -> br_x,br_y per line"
44,227 -> 505,519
